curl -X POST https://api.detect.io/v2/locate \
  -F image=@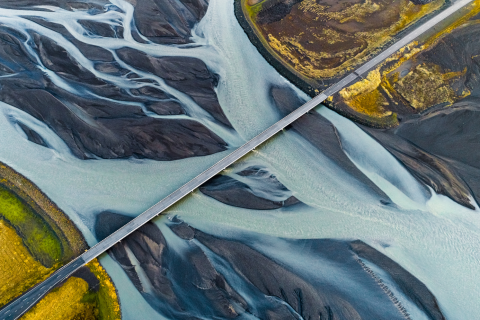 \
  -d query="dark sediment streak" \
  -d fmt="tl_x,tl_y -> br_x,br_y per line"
117,47 -> 232,127
397,103 -> 480,170
0,0 -> 109,11
16,122 -> 48,148
200,166 -> 302,210
350,240 -> 446,320
72,266 -> 101,292
95,213 -> 444,320
0,5 -> 231,161
130,0 -> 208,45
96,212 -> 447,320
95,212 -> 134,242
1,88 -> 227,161
363,125 -> 474,209
255,0 -> 303,25
78,20 -> 118,38
377,99 -> 480,208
